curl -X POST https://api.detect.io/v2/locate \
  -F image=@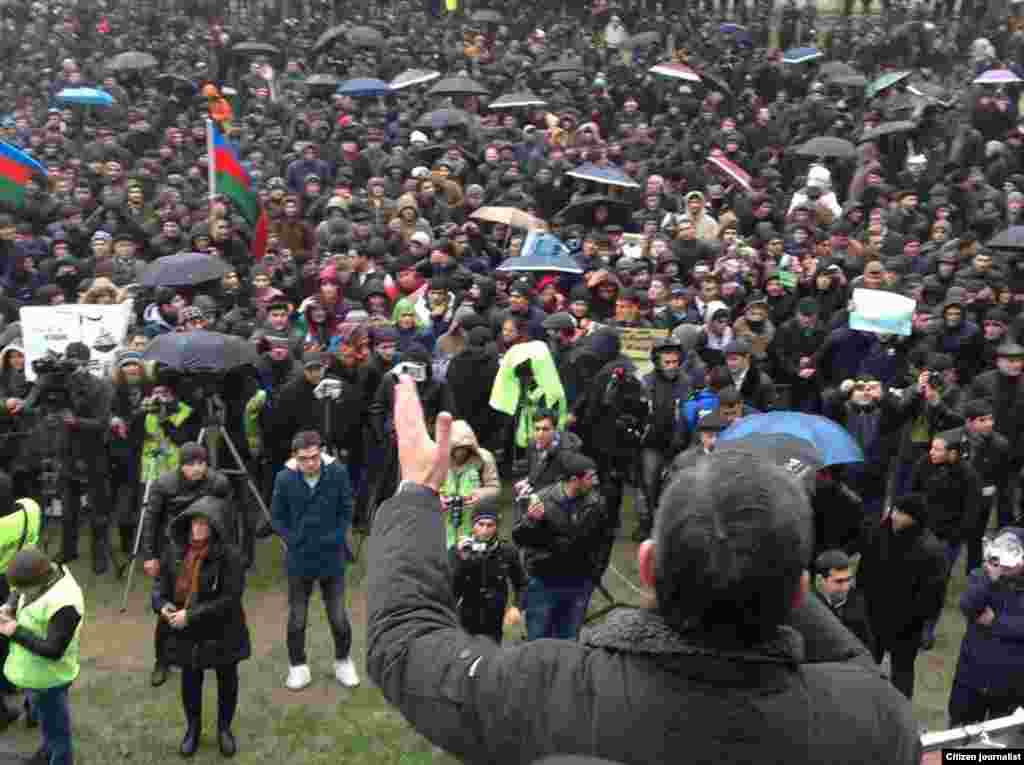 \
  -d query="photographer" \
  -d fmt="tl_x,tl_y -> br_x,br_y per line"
366,376 -> 919,765
440,420 -> 501,549
450,508 -> 525,644
511,453 -> 611,641
139,375 -> 200,485
23,343 -> 113,574
108,351 -> 150,569
141,443 -> 233,688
